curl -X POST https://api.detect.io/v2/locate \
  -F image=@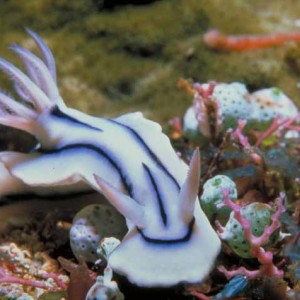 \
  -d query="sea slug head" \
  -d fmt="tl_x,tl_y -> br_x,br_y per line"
94,149 -> 221,287
0,29 -> 77,150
